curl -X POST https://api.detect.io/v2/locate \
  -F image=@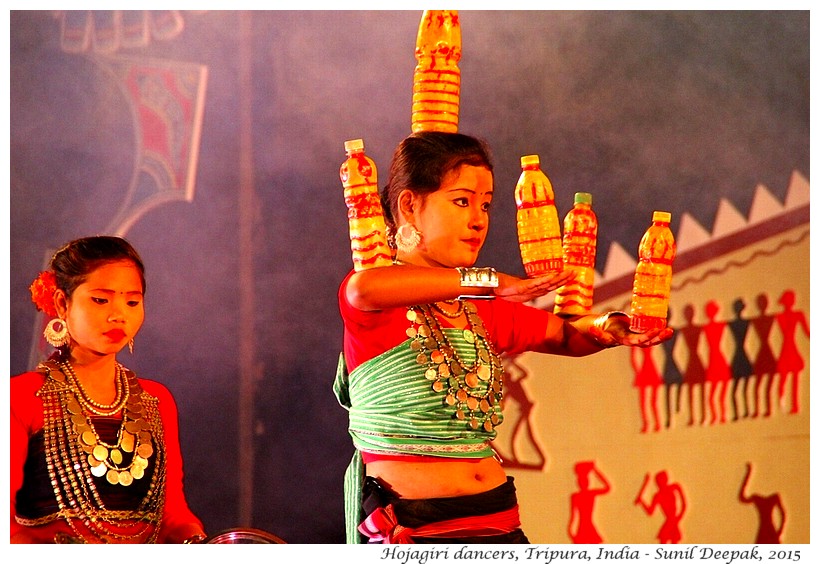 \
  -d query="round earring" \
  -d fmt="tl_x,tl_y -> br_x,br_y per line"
396,223 -> 421,253
44,318 -> 70,348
